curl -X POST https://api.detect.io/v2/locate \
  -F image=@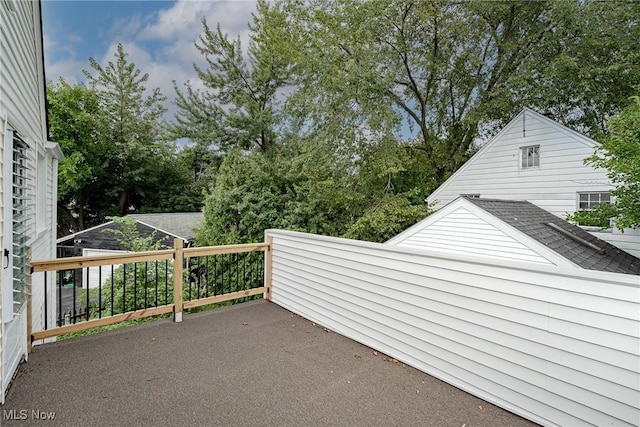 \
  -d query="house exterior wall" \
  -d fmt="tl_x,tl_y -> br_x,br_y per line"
427,109 -> 639,256
0,0 -> 60,401
267,229 -> 640,427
